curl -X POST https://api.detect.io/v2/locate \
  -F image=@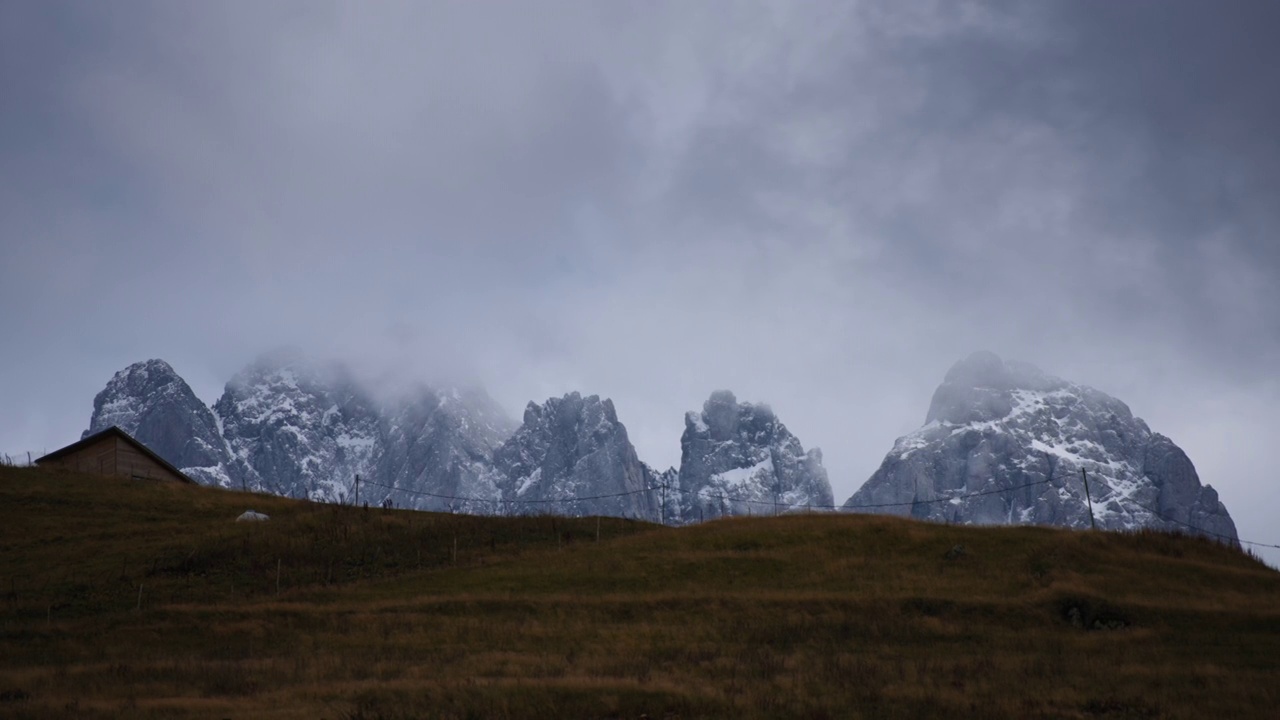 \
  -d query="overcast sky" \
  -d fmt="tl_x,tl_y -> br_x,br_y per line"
2,1 -> 1277,562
